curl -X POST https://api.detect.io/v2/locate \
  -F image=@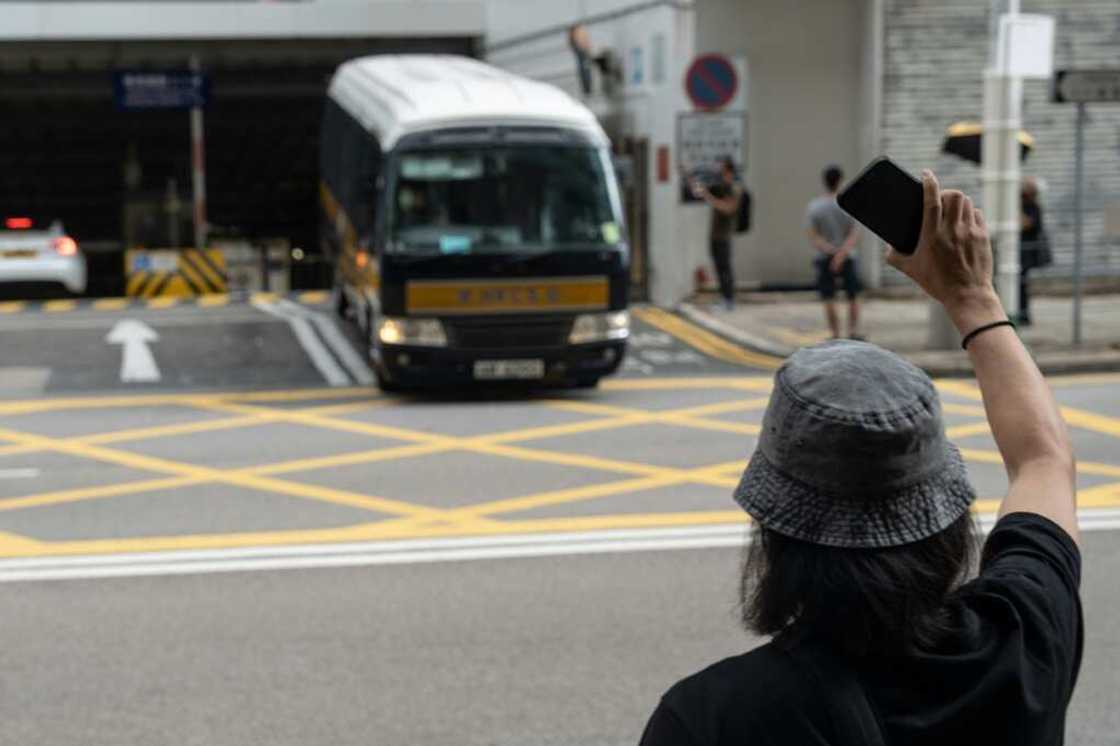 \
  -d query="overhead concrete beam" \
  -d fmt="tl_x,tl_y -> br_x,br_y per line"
0,1 -> 485,42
